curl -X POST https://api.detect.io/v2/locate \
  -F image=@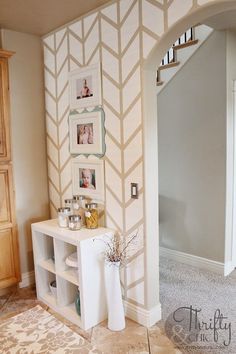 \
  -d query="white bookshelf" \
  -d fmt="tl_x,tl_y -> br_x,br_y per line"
31,219 -> 113,330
